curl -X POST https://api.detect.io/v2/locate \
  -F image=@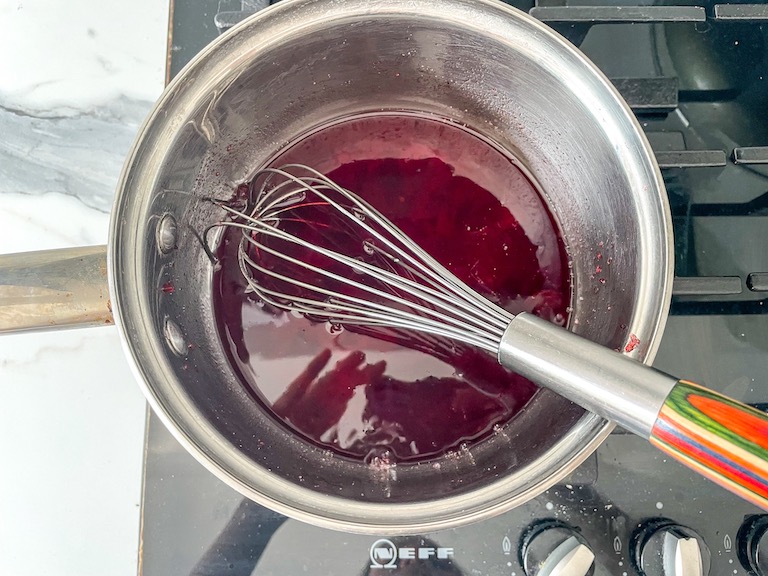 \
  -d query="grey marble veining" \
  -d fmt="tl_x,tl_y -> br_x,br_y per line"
0,95 -> 153,212
0,2 -> 170,575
